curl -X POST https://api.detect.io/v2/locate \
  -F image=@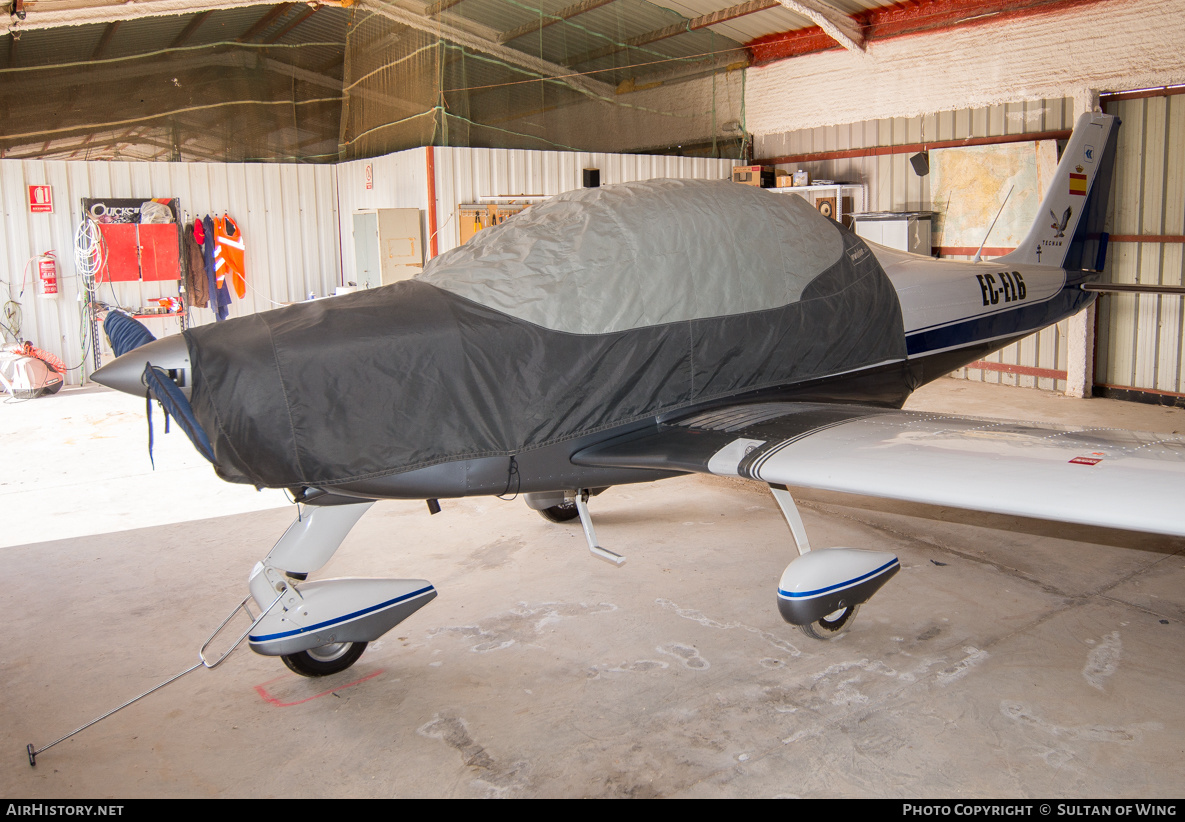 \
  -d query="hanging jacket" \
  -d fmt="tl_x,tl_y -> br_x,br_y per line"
203,214 -> 231,322
213,214 -> 246,299
184,222 -> 209,308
